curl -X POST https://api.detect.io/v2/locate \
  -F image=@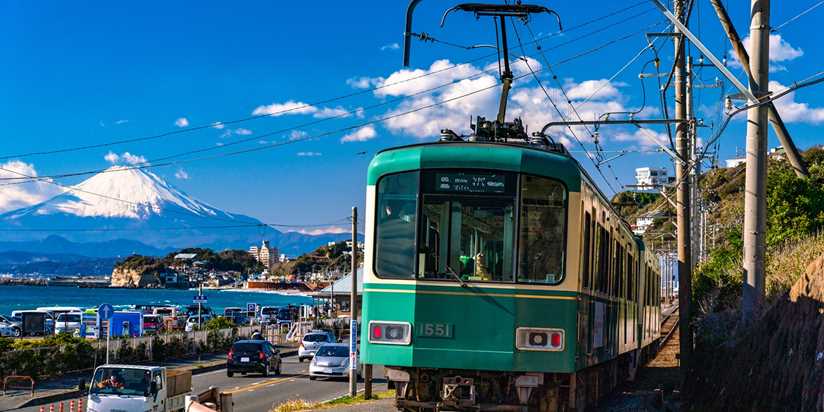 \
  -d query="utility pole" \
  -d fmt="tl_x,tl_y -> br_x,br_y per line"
687,56 -> 699,269
673,0 -> 692,387
349,207 -> 358,397
742,0 -> 769,322
709,0 -> 808,178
